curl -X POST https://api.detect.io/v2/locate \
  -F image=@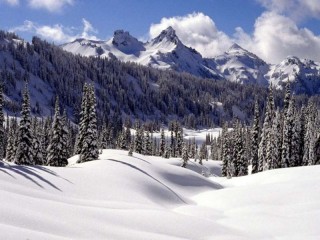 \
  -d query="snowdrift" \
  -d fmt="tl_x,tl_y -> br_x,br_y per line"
0,150 -> 319,239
